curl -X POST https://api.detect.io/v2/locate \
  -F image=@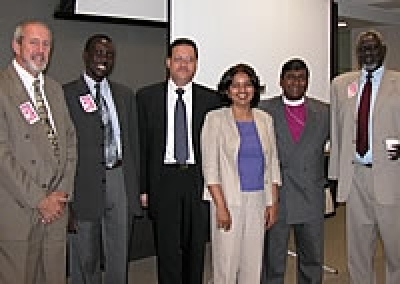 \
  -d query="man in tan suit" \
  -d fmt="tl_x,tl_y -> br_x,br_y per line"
329,30 -> 400,284
0,20 -> 76,284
